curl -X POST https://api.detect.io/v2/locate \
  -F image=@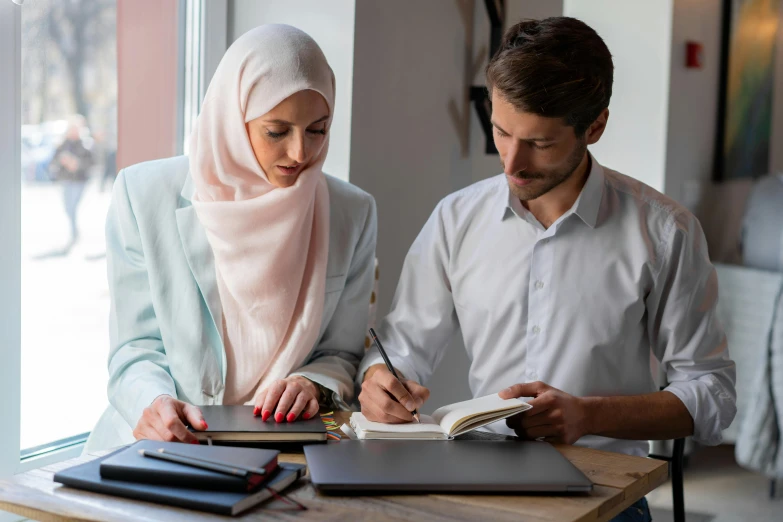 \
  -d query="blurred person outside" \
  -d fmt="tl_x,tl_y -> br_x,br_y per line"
49,115 -> 94,252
